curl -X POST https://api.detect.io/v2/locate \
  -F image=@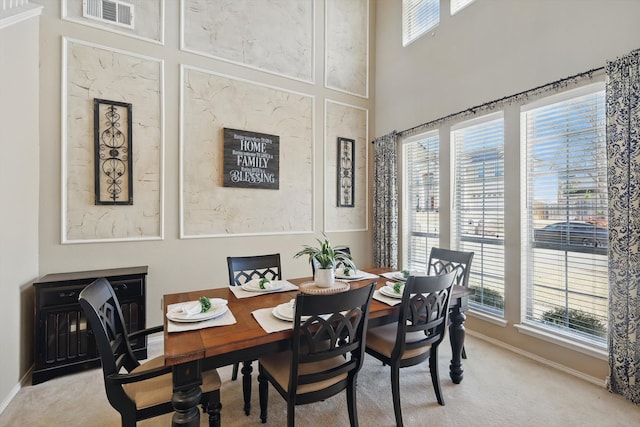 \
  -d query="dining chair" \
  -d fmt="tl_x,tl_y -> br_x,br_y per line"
365,271 -> 457,427
227,253 -> 282,415
257,282 -> 376,427
78,278 -> 222,427
427,247 -> 474,358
